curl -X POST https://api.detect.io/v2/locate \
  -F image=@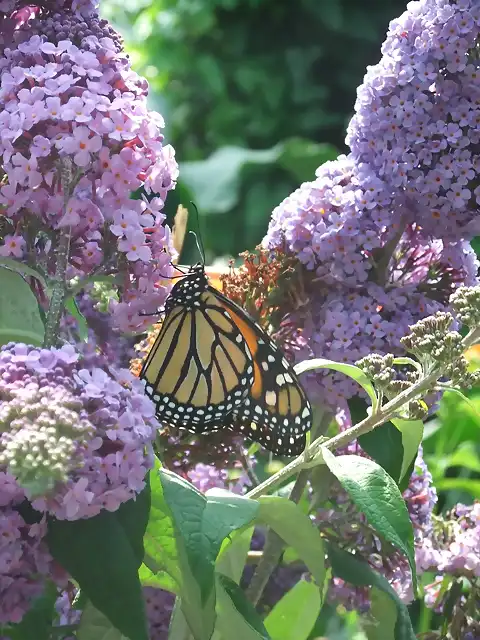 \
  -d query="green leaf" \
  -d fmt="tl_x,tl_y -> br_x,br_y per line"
0,257 -> 47,288
359,419 -> 422,485
65,297 -> 89,342
8,581 -> 58,640
116,480 -> 151,567
215,573 -> 270,640
160,470 -> 258,640
359,423 -> 403,484
167,602 -> 191,640
0,268 -> 45,346
179,138 -> 338,217
442,388 -> 480,420
264,579 -> 321,640
47,511 -> 148,640
327,544 -> 415,640
445,441 -> 480,473
321,449 -> 416,588
390,418 -> 423,482
364,588 -> 399,640
142,460 -> 180,593
434,477 -> 480,498
180,146 -> 282,214
77,601 -> 127,640
277,137 -> 338,182
295,359 -> 378,411
216,527 -> 254,584
257,496 -> 325,587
